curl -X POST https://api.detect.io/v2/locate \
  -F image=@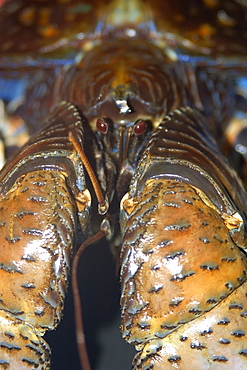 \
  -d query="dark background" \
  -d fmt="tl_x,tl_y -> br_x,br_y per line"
46,241 -> 135,370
